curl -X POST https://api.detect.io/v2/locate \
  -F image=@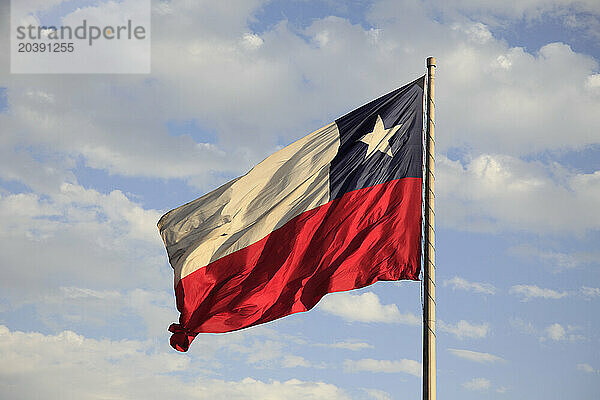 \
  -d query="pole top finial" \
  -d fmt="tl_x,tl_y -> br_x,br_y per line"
427,57 -> 436,67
